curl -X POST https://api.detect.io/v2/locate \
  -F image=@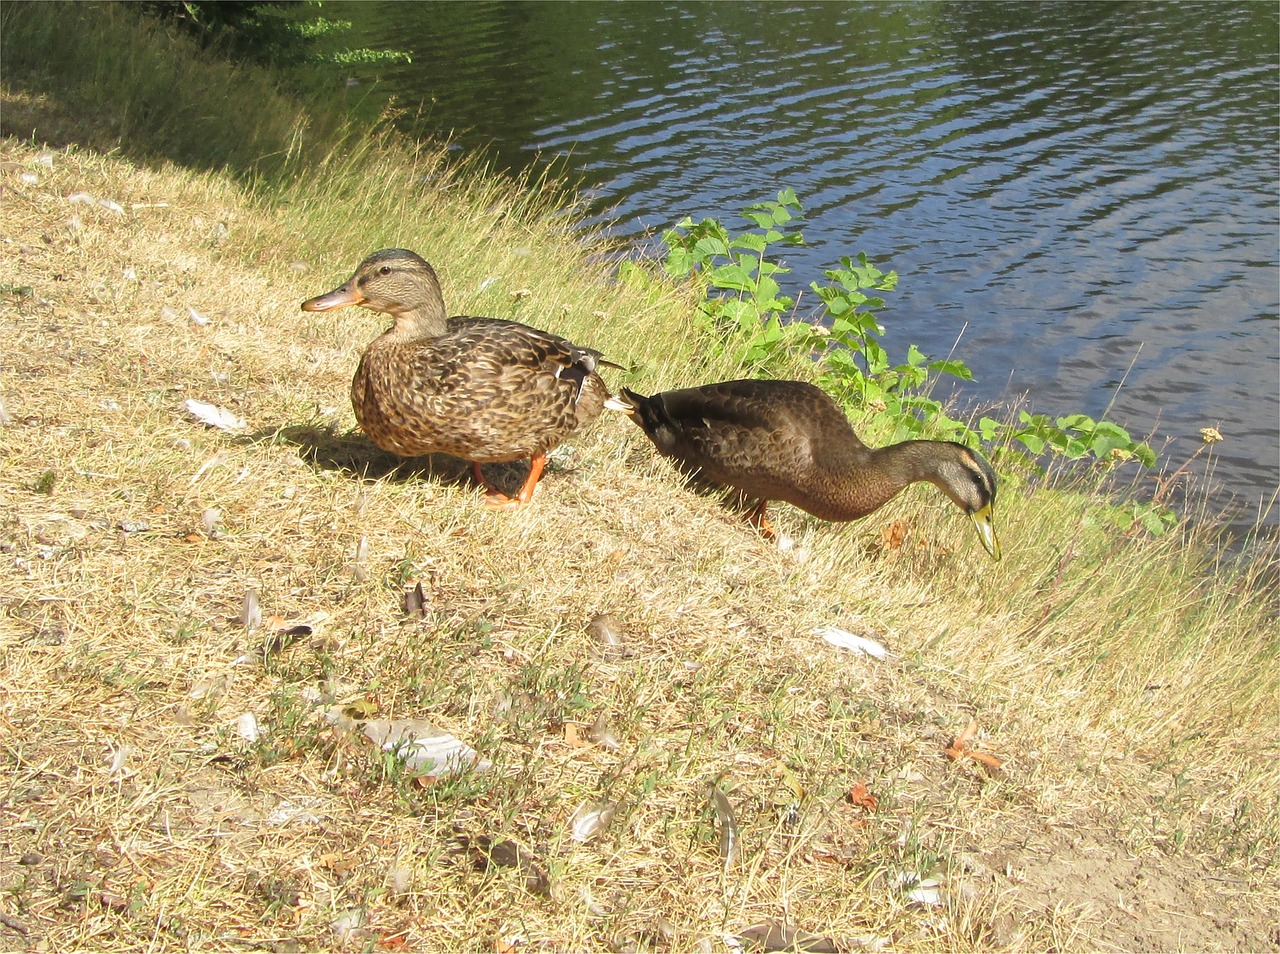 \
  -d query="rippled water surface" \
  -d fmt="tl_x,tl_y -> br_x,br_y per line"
303,1 -> 1279,526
